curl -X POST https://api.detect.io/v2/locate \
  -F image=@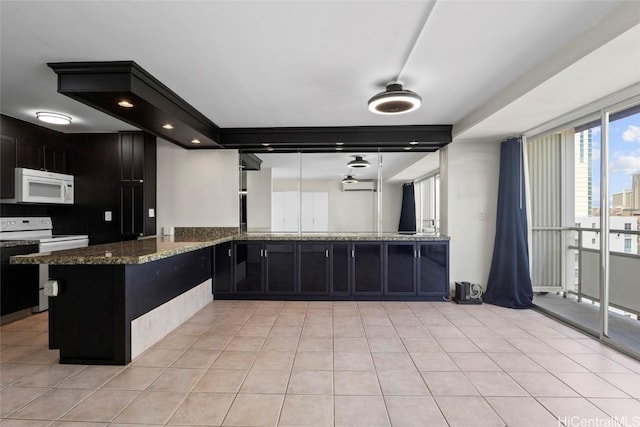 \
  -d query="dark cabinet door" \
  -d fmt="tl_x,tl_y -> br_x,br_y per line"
16,140 -> 44,170
235,242 -> 263,293
417,242 -> 449,298
213,242 -> 233,293
331,243 -> 350,295
44,145 -> 68,174
265,242 -> 296,293
1,135 -> 16,198
385,243 -> 417,295
353,243 -> 383,295
299,243 -> 329,294
120,132 -> 145,183
0,245 -> 39,316
120,184 -> 144,237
